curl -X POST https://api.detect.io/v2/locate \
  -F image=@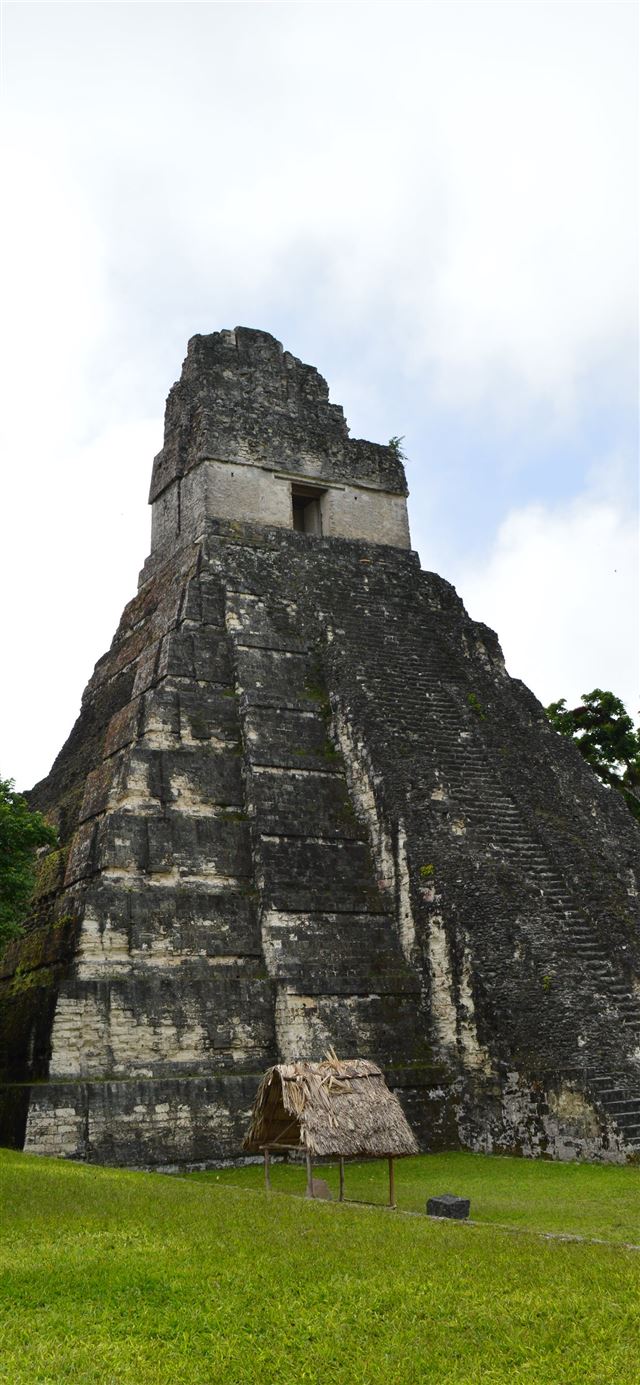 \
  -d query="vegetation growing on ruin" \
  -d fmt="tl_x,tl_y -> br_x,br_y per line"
304,678 -> 330,708
31,846 -> 68,900
2,1148 -> 639,1384
0,779 -> 57,952
467,691 -> 486,719
388,435 -> 407,462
